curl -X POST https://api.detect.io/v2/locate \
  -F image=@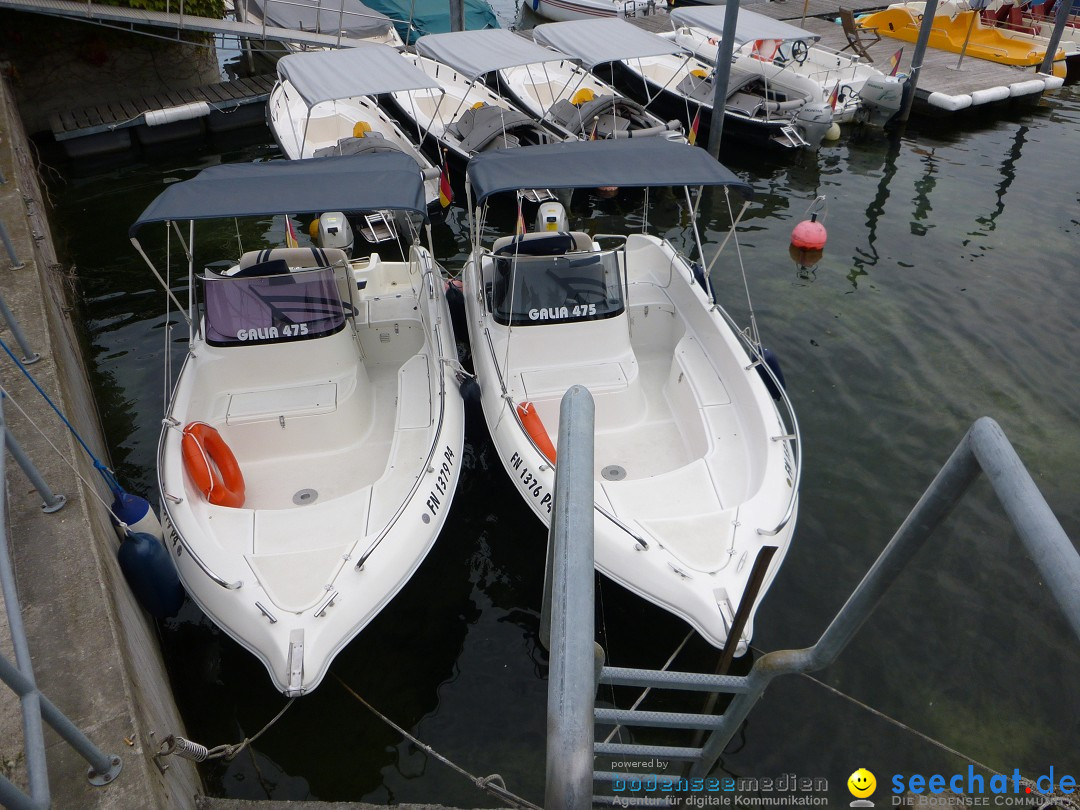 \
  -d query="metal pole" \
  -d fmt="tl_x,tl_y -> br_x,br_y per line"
0,394 -> 49,806
953,9 -> 979,69
1038,0 -> 1073,75
449,0 -> 464,32
0,292 -> 40,364
3,428 -> 66,513
544,385 -> 595,810
706,0 -> 742,158
0,220 -> 25,270
896,0 -> 940,123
